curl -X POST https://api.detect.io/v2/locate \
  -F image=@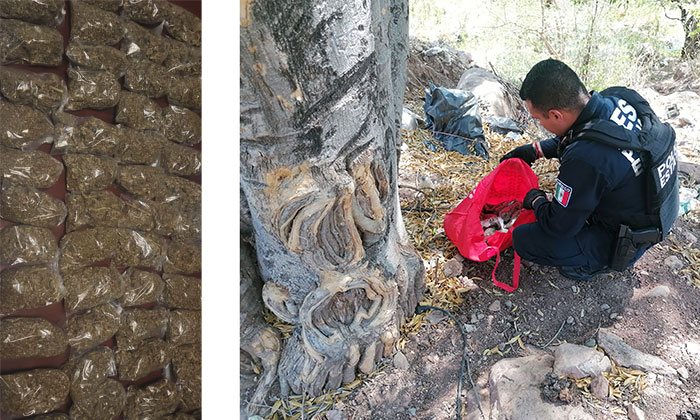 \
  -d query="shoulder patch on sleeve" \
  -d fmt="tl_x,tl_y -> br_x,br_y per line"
555,179 -> 573,207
